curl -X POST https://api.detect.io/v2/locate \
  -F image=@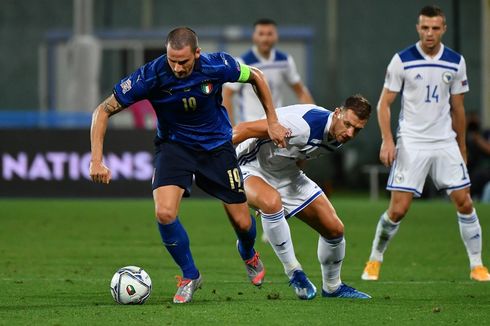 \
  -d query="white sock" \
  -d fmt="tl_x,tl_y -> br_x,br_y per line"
368,211 -> 400,262
318,236 -> 344,293
260,209 -> 301,278
458,209 -> 483,269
